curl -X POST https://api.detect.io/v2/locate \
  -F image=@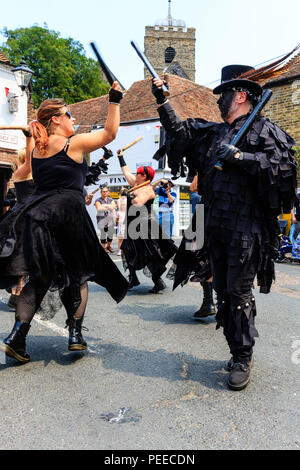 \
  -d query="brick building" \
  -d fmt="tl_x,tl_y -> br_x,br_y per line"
69,74 -> 221,235
69,74 -> 220,131
263,51 -> 300,145
144,0 -> 195,81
